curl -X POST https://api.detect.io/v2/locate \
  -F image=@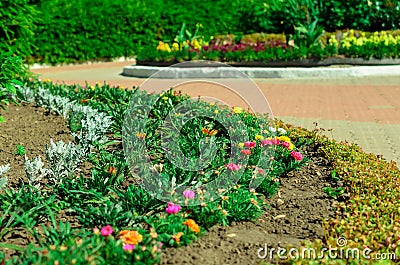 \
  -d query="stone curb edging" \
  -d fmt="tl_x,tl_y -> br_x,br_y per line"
122,65 -> 400,79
